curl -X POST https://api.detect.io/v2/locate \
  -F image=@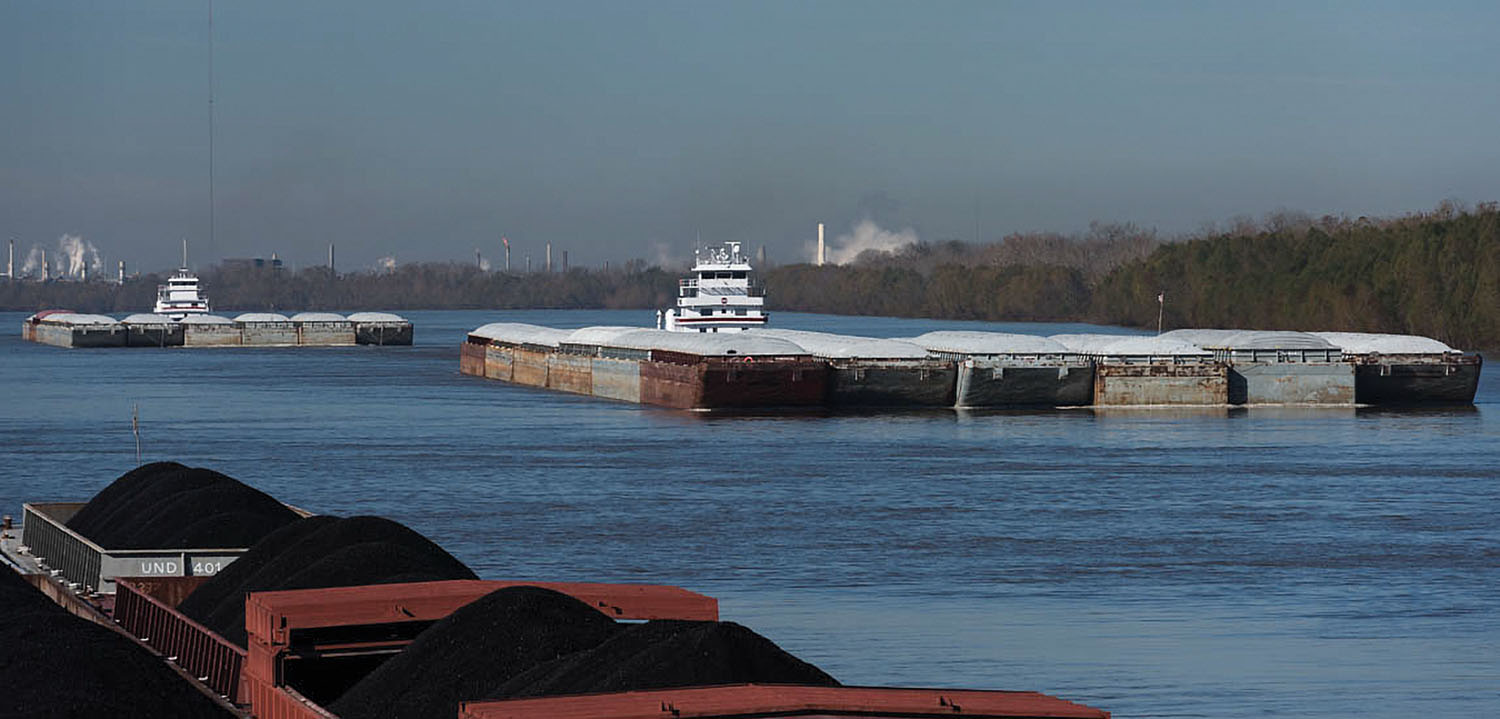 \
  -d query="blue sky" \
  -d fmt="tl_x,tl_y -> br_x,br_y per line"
3,1 -> 1498,272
